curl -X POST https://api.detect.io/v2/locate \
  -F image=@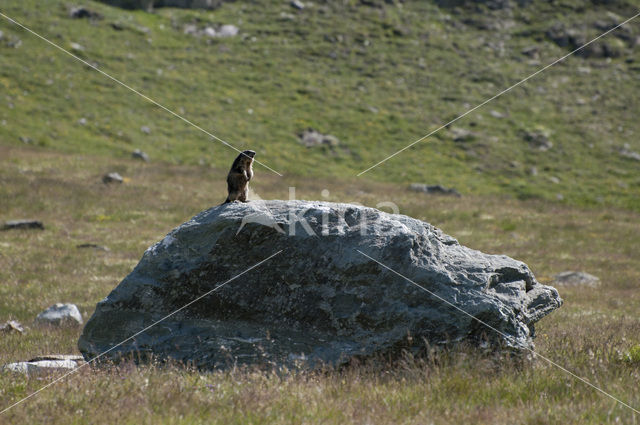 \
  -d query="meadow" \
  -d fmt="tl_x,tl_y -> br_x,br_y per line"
1,0 -> 640,423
